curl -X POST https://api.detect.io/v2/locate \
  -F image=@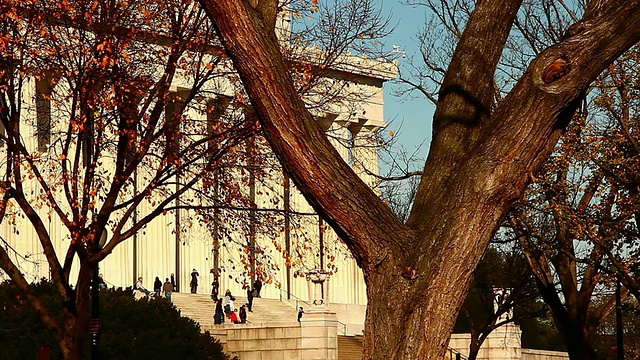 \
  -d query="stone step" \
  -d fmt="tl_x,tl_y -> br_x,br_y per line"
338,335 -> 363,360
171,293 -> 299,331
